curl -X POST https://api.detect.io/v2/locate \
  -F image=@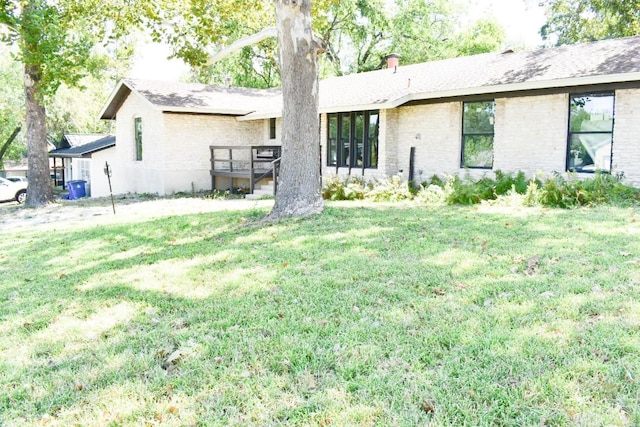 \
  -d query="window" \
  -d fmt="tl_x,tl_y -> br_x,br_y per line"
327,110 -> 379,168
461,101 -> 495,169
134,117 -> 143,161
567,92 -> 614,173
74,159 -> 91,182
269,117 -> 276,140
